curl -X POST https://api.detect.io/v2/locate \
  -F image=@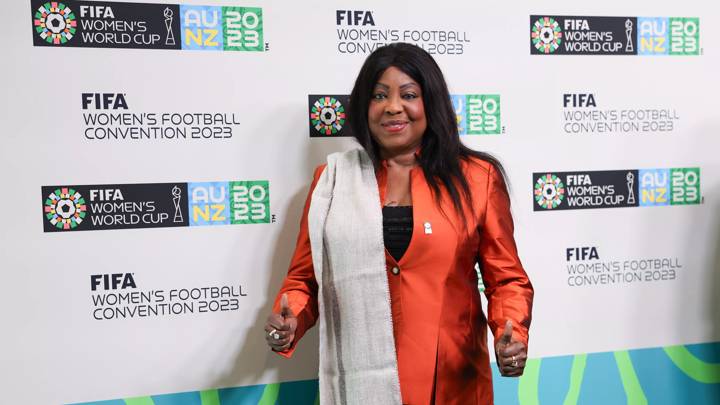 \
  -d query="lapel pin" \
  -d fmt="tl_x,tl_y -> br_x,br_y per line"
424,221 -> 432,235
